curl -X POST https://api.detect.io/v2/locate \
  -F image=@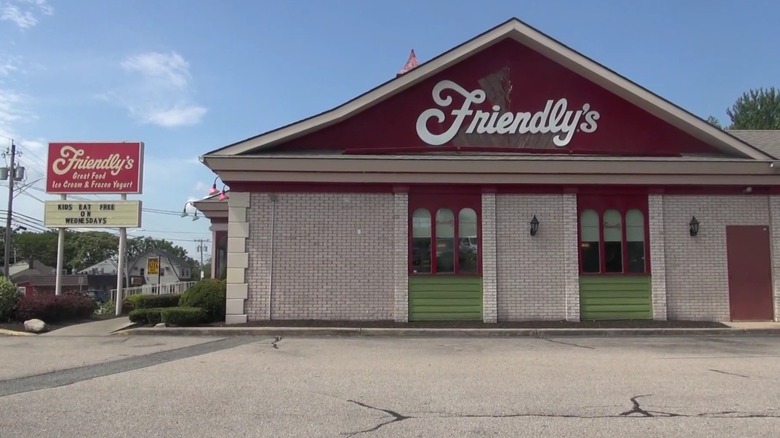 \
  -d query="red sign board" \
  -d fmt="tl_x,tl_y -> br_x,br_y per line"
46,142 -> 144,194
